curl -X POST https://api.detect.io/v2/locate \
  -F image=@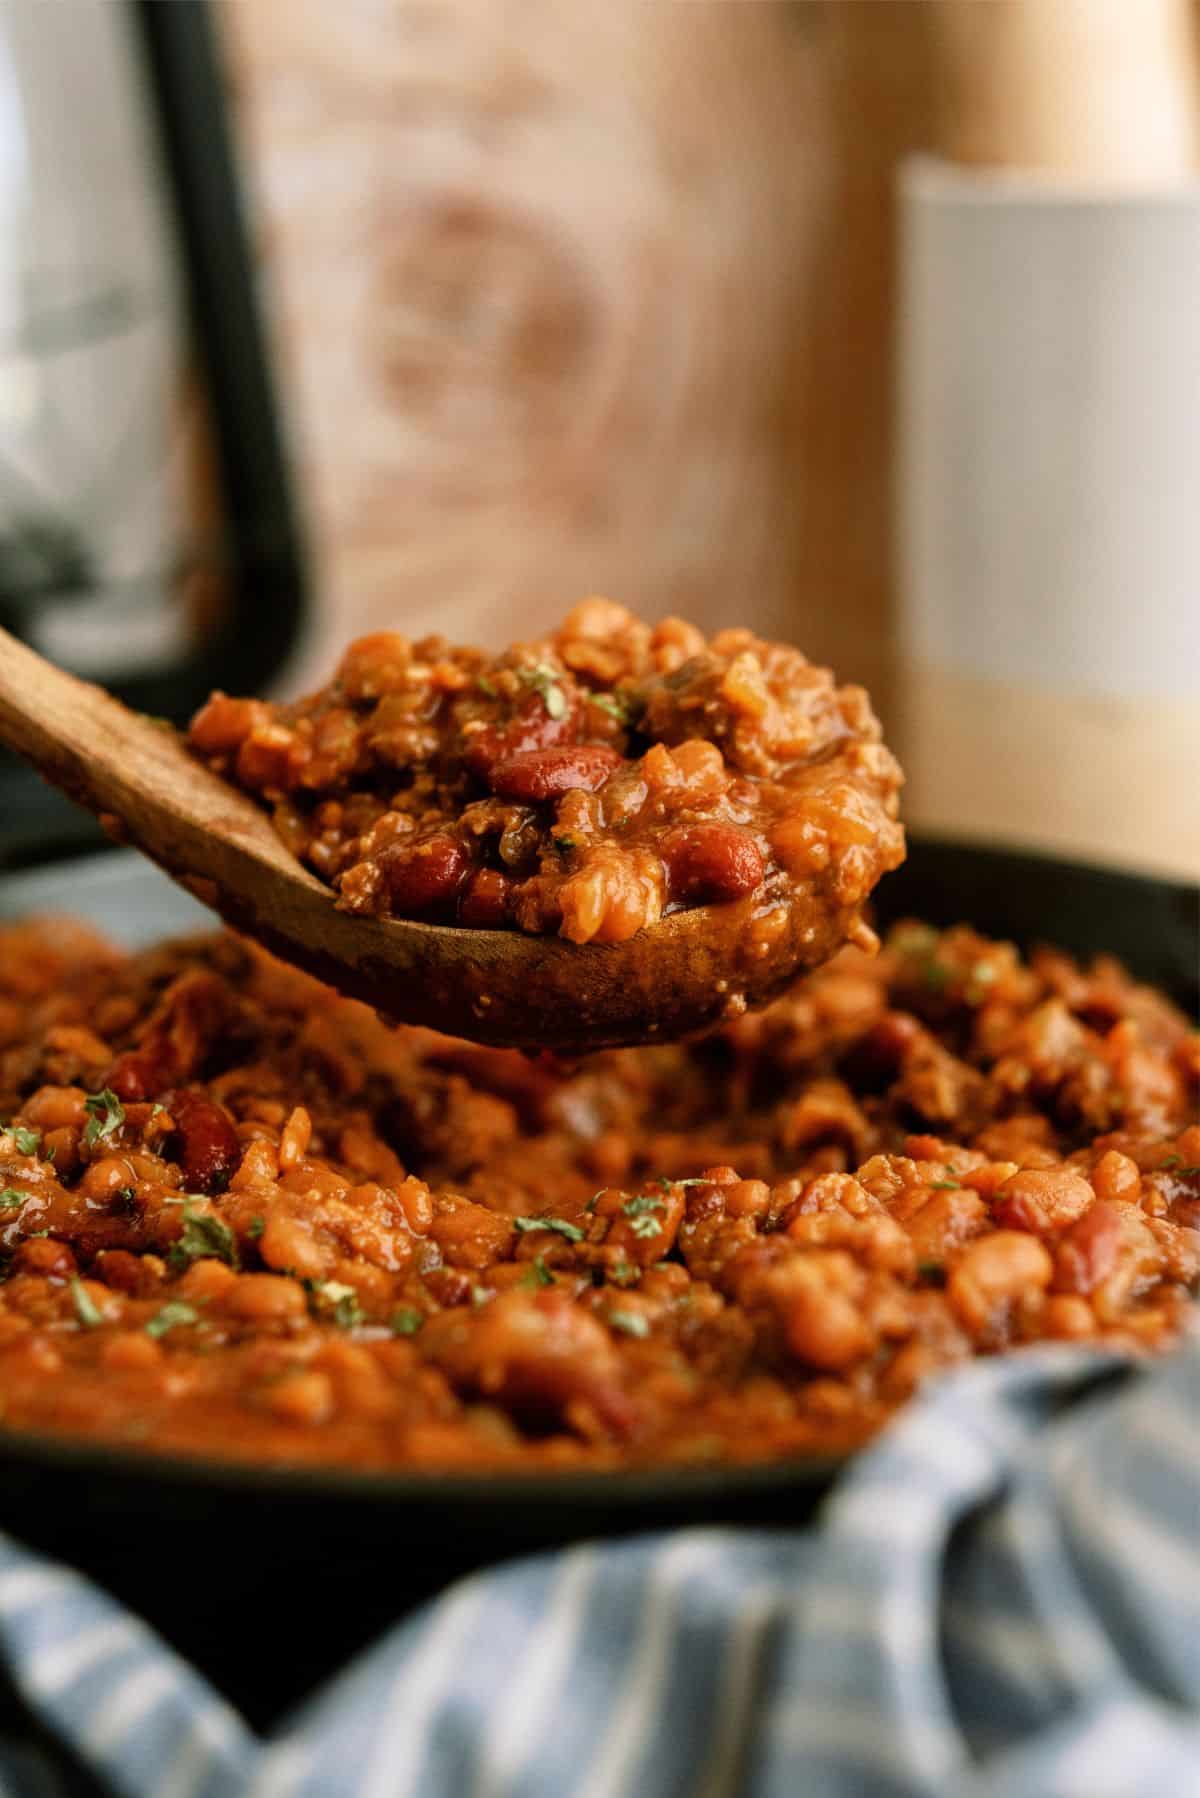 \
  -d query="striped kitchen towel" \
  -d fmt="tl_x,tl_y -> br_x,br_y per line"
0,1332 -> 1195,1798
